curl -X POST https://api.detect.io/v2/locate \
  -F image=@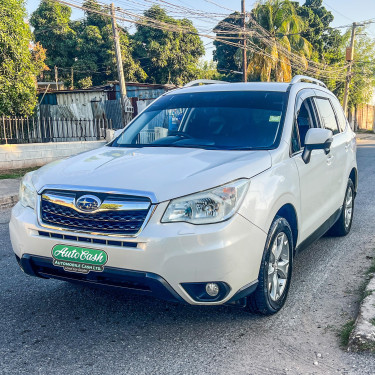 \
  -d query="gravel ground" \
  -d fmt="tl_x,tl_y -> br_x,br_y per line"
1,140 -> 375,375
